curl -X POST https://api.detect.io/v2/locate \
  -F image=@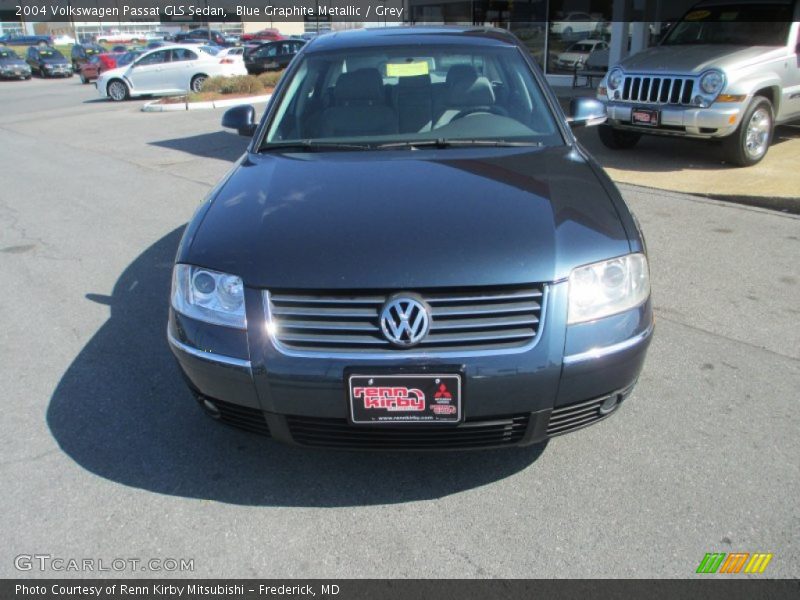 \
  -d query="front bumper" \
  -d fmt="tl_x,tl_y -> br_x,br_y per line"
168,282 -> 653,450
604,101 -> 746,139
